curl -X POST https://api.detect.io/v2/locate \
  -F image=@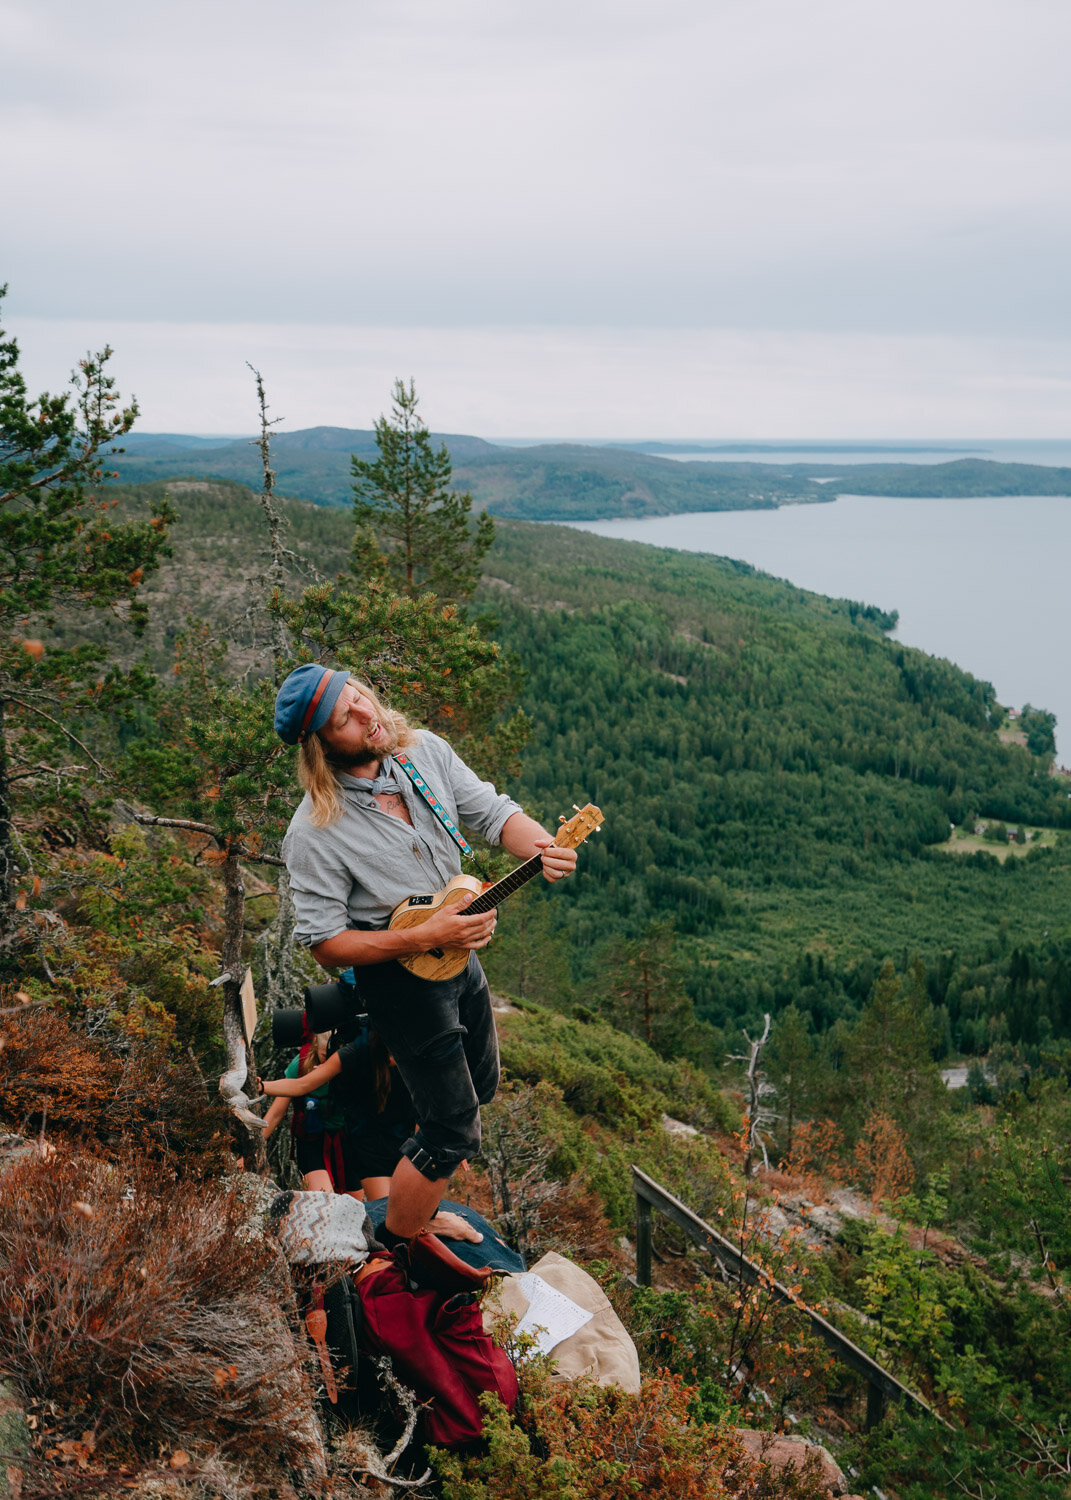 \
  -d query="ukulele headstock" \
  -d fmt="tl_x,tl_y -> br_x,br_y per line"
553,803 -> 604,850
